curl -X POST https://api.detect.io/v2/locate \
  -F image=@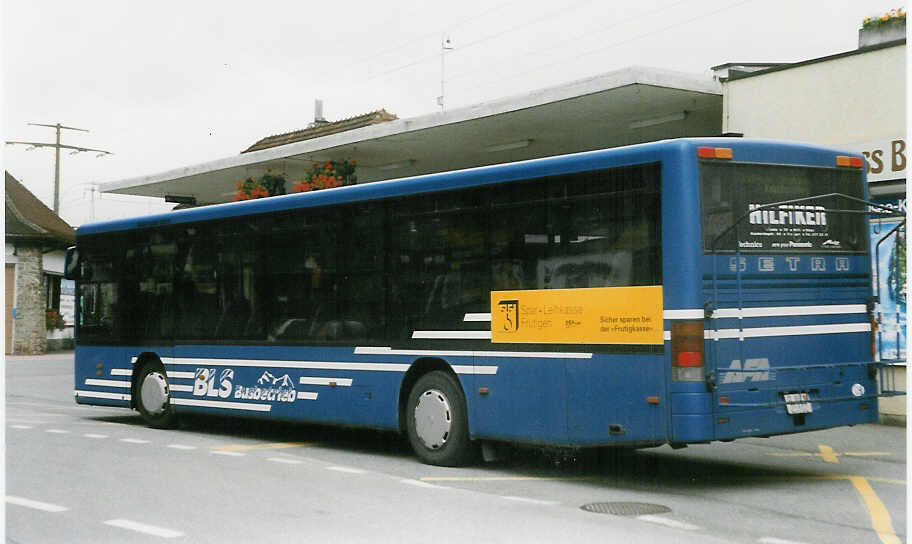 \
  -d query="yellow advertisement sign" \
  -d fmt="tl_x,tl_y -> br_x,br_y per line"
490,286 -> 663,345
